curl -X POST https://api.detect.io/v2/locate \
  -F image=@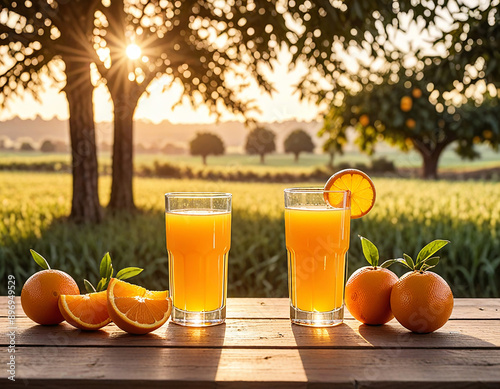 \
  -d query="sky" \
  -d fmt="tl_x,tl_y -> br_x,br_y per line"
0,49 -> 322,125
